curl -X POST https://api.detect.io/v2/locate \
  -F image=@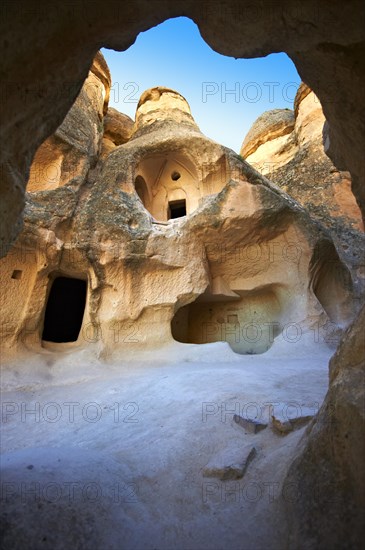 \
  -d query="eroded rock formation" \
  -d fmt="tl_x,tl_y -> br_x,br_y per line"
243,86 -> 362,233
285,303 -> 365,549
242,83 -> 363,236
101,107 -> 134,158
242,83 -> 365,315
27,52 -> 110,193
0,77 -> 355,360
1,2 -> 364,258
0,4 -> 364,549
